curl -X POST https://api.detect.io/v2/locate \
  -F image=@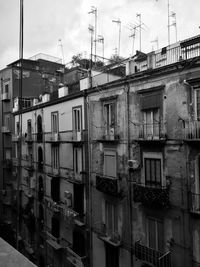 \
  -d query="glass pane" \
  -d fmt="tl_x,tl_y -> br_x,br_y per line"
148,218 -> 156,249
145,159 -> 151,183
155,160 -> 161,184
151,160 -> 156,183
104,153 -> 116,178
